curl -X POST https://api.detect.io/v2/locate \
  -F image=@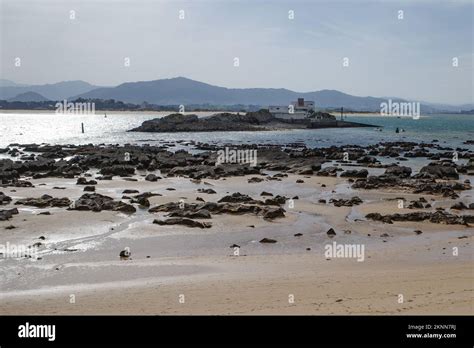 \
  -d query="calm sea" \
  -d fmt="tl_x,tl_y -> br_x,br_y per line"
0,112 -> 473,150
